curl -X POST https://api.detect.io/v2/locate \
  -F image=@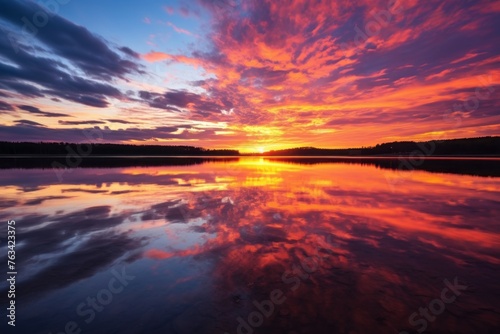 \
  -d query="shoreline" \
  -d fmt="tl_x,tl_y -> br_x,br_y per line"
1,155 -> 499,159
